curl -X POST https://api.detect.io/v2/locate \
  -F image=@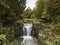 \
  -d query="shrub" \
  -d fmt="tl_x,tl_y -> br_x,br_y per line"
54,35 -> 60,45
0,34 -> 6,45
